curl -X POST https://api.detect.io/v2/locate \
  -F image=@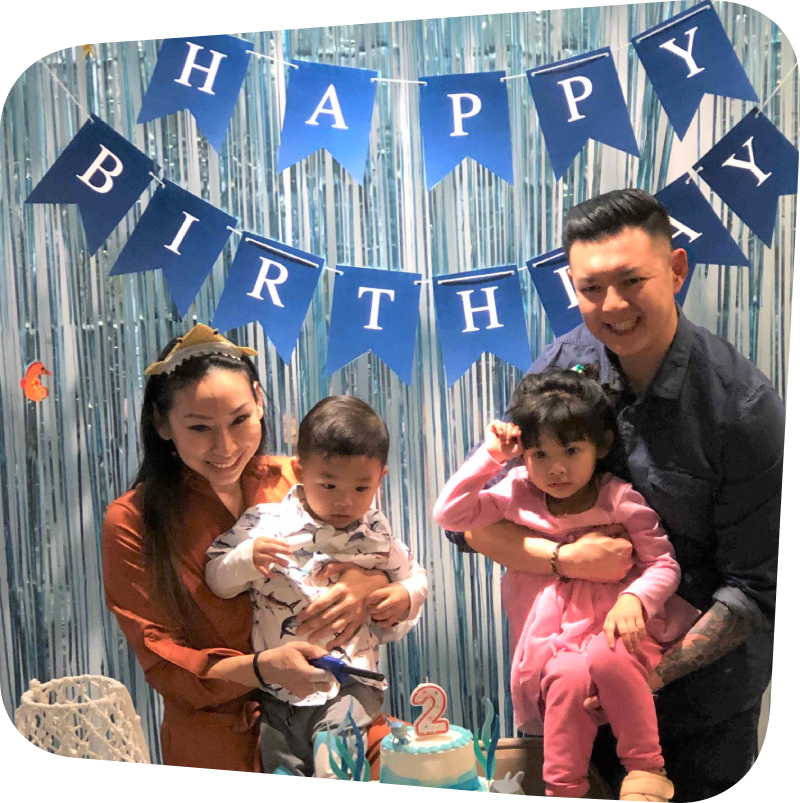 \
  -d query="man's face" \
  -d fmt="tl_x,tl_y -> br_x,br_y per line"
567,226 -> 688,369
